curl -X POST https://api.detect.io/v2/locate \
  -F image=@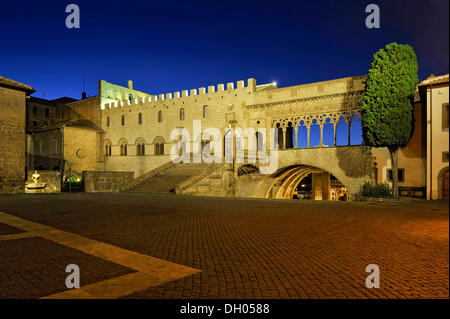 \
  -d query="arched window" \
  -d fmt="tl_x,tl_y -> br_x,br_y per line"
118,138 -> 128,156
153,136 -> 165,155
203,105 -> 208,118
136,138 -> 146,156
158,111 -> 162,123
104,140 -> 112,156
180,108 -> 185,121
